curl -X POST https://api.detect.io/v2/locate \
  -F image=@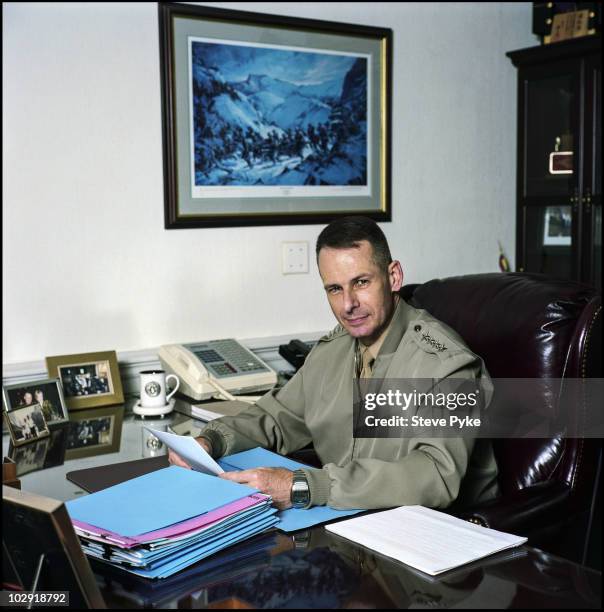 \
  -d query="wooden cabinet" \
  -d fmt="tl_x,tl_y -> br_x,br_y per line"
508,36 -> 601,290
